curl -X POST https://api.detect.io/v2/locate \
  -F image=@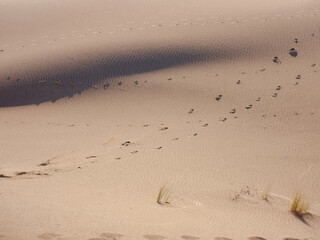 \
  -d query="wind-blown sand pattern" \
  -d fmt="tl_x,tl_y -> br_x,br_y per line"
1,0 -> 320,239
